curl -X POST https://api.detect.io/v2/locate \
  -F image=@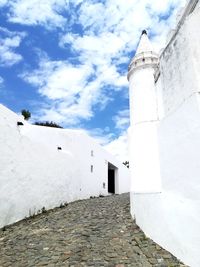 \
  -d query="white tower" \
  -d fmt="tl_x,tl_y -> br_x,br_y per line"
128,30 -> 161,195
